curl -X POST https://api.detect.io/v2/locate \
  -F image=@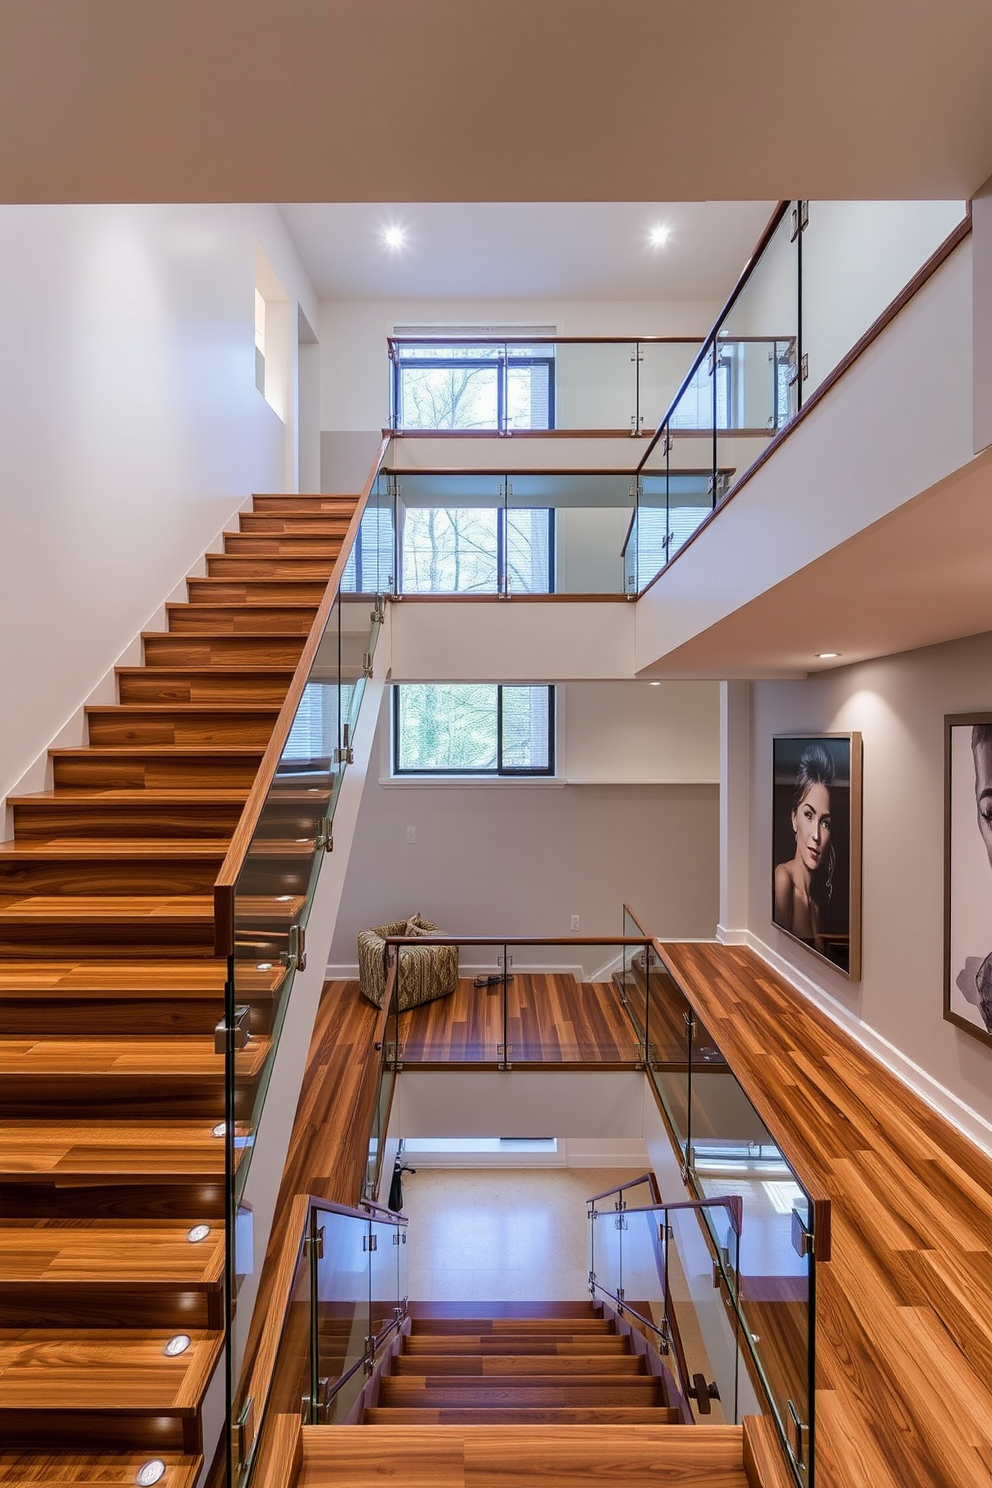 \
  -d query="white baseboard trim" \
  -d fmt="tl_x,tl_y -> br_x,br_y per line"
717,925 -> 992,1158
